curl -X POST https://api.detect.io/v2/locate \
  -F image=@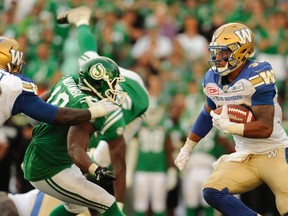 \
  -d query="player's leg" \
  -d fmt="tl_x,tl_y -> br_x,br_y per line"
30,165 -> 125,216
133,171 -> 151,215
203,159 -> 262,216
150,172 -> 167,216
260,147 -> 288,215
183,167 -> 214,216
56,6 -> 96,57
89,141 -> 111,167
